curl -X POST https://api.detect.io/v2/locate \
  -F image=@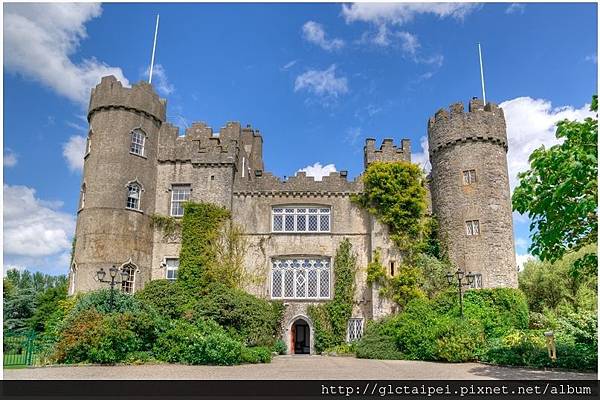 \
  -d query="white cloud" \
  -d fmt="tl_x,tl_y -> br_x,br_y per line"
501,97 -> 594,192
515,237 -> 529,251
4,3 -> 129,107
3,184 -> 76,260
411,136 -> 431,173
297,162 -> 337,181
345,127 -> 362,146
281,60 -> 298,70
516,253 -> 535,272
302,21 -> 345,51
4,149 -> 18,167
341,3 -> 477,25
62,135 -> 87,172
294,65 -> 349,99
505,4 -> 526,14
143,64 -> 174,96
